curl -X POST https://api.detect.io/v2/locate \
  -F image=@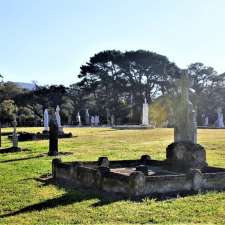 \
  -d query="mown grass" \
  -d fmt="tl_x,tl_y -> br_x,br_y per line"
0,127 -> 225,225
